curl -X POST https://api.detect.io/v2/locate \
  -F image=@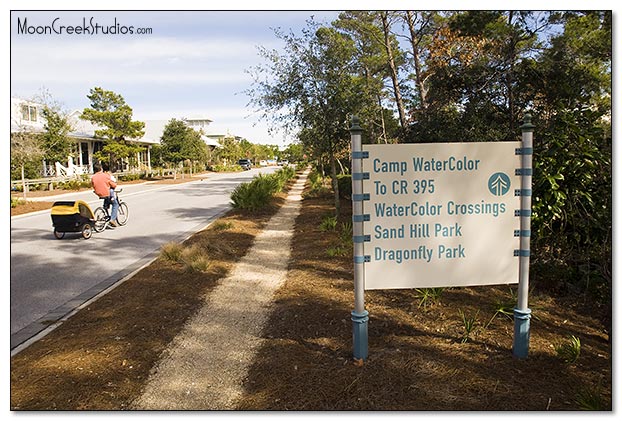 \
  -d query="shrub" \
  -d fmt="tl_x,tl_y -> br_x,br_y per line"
304,170 -> 331,198
160,242 -> 183,262
210,163 -> 242,172
119,173 -> 142,182
555,335 -> 581,363
319,215 -> 338,231
180,245 -> 210,273
212,221 -> 233,231
231,174 -> 278,211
